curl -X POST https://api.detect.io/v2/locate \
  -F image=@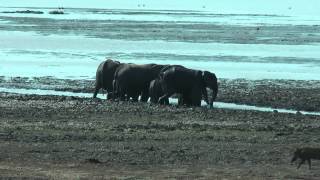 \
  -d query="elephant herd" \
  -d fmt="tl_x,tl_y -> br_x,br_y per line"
93,59 -> 218,107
